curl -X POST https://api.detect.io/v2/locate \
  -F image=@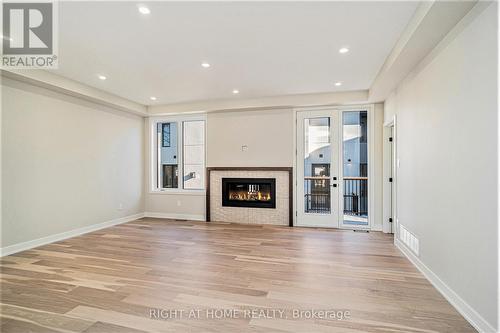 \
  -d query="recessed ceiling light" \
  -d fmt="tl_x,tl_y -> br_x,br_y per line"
150,96 -> 157,101
201,62 -> 211,68
98,75 -> 107,80
138,6 -> 150,15
232,89 -> 239,94
339,47 -> 349,54
335,81 -> 342,86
